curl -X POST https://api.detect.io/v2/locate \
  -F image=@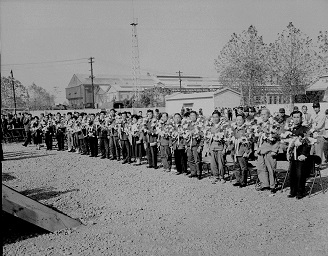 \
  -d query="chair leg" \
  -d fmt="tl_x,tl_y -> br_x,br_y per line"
308,169 -> 318,197
319,171 -> 325,194
281,168 -> 290,192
